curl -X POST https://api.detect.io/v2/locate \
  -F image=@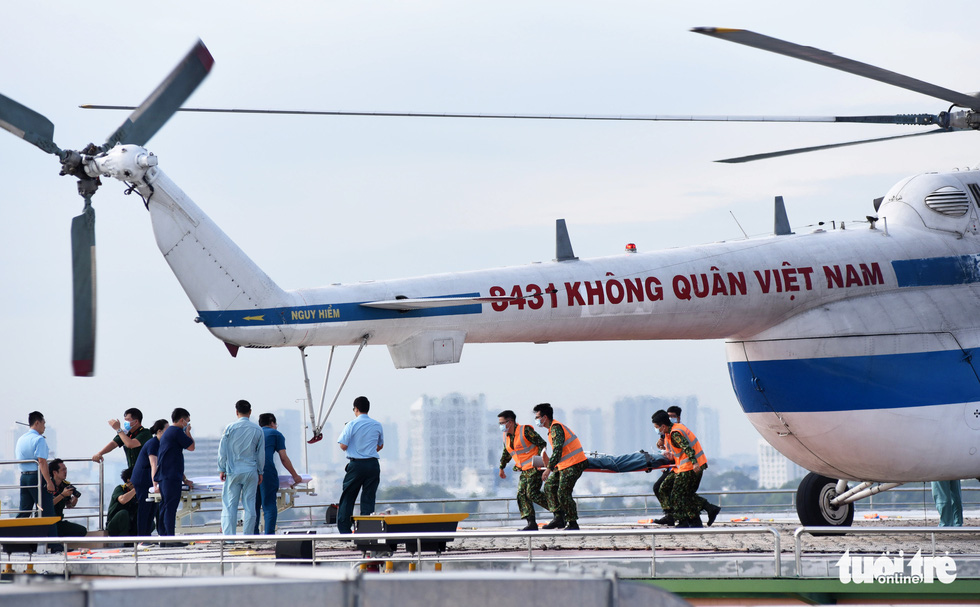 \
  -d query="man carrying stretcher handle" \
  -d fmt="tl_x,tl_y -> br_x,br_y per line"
651,409 -> 721,528
534,403 -> 588,531
498,410 -> 551,531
